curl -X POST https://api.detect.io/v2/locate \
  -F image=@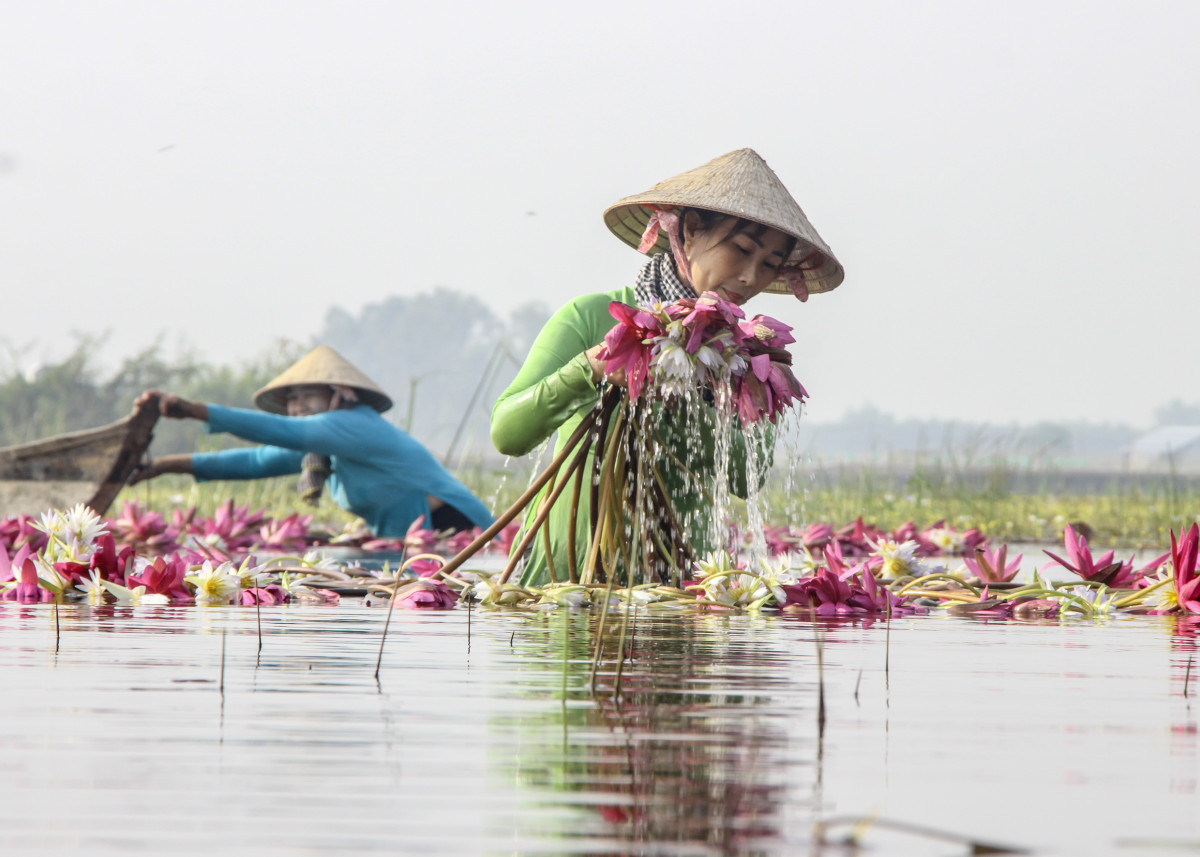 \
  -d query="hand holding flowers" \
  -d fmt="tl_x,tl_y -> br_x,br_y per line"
595,292 -> 808,426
